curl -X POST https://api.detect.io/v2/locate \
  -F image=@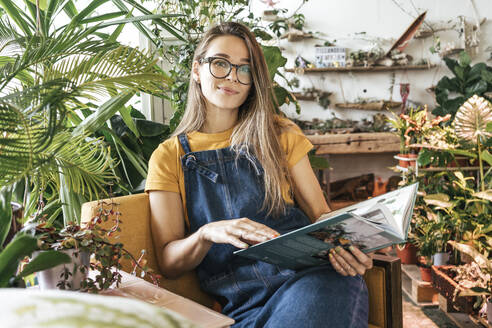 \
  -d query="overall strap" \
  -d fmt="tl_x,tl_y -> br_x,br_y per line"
178,133 -> 192,153
178,133 -> 218,183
